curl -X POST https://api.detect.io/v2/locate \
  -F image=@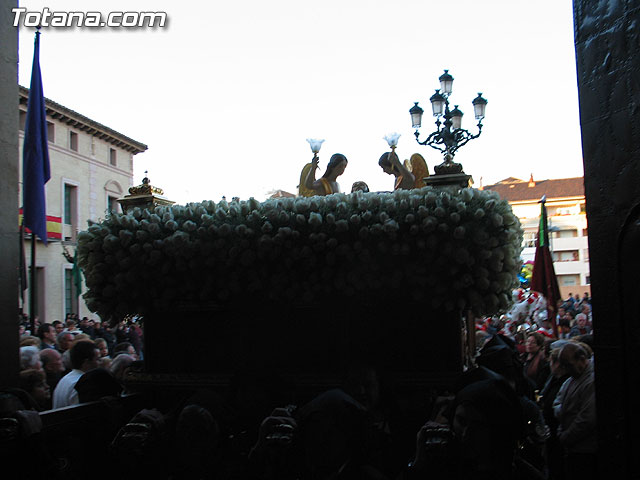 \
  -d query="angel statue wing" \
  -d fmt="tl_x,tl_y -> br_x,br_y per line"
298,162 -> 316,197
404,153 -> 429,189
